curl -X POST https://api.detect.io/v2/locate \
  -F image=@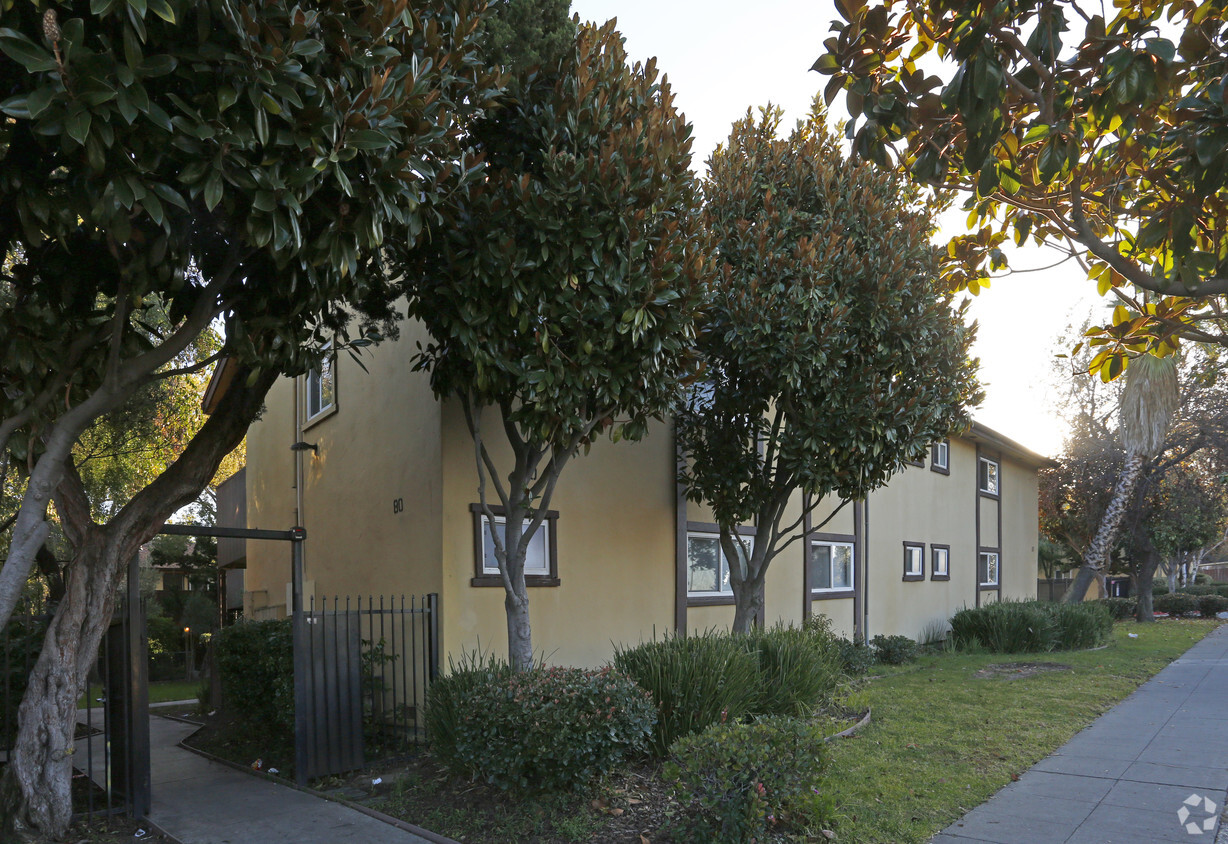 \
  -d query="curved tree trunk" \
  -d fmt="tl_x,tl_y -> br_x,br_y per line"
505,585 -> 533,672
1,529 -> 119,836
730,576 -> 764,634
0,367 -> 275,838
1064,453 -> 1146,603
